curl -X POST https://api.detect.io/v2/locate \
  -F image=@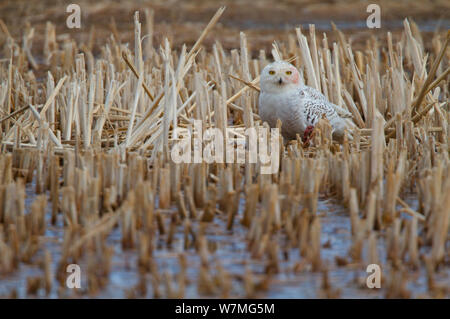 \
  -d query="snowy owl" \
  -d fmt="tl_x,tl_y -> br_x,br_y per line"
258,61 -> 354,143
